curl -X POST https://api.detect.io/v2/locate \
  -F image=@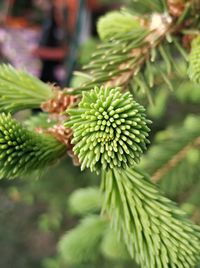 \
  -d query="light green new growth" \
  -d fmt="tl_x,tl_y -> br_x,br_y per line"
0,64 -> 54,113
100,228 -> 129,260
75,23 -> 149,94
188,36 -> 200,84
0,113 -> 66,178
58,215 -> 107,264
76,9 -> 188,102
68,187 -> 130,261
101,167 -> 200,267
68,187 -> 102,215
66,86 -> 150,172
97,11 -> 142,41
